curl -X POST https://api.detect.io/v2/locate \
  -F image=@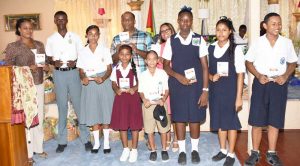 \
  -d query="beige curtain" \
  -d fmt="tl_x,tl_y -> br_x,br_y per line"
54,0 -> 290,45
54,0 -> 122,47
